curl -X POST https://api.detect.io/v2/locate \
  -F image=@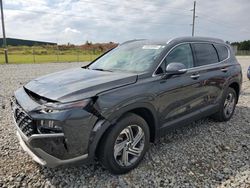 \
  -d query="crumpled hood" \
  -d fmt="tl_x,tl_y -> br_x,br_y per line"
24,68 -> 137,103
